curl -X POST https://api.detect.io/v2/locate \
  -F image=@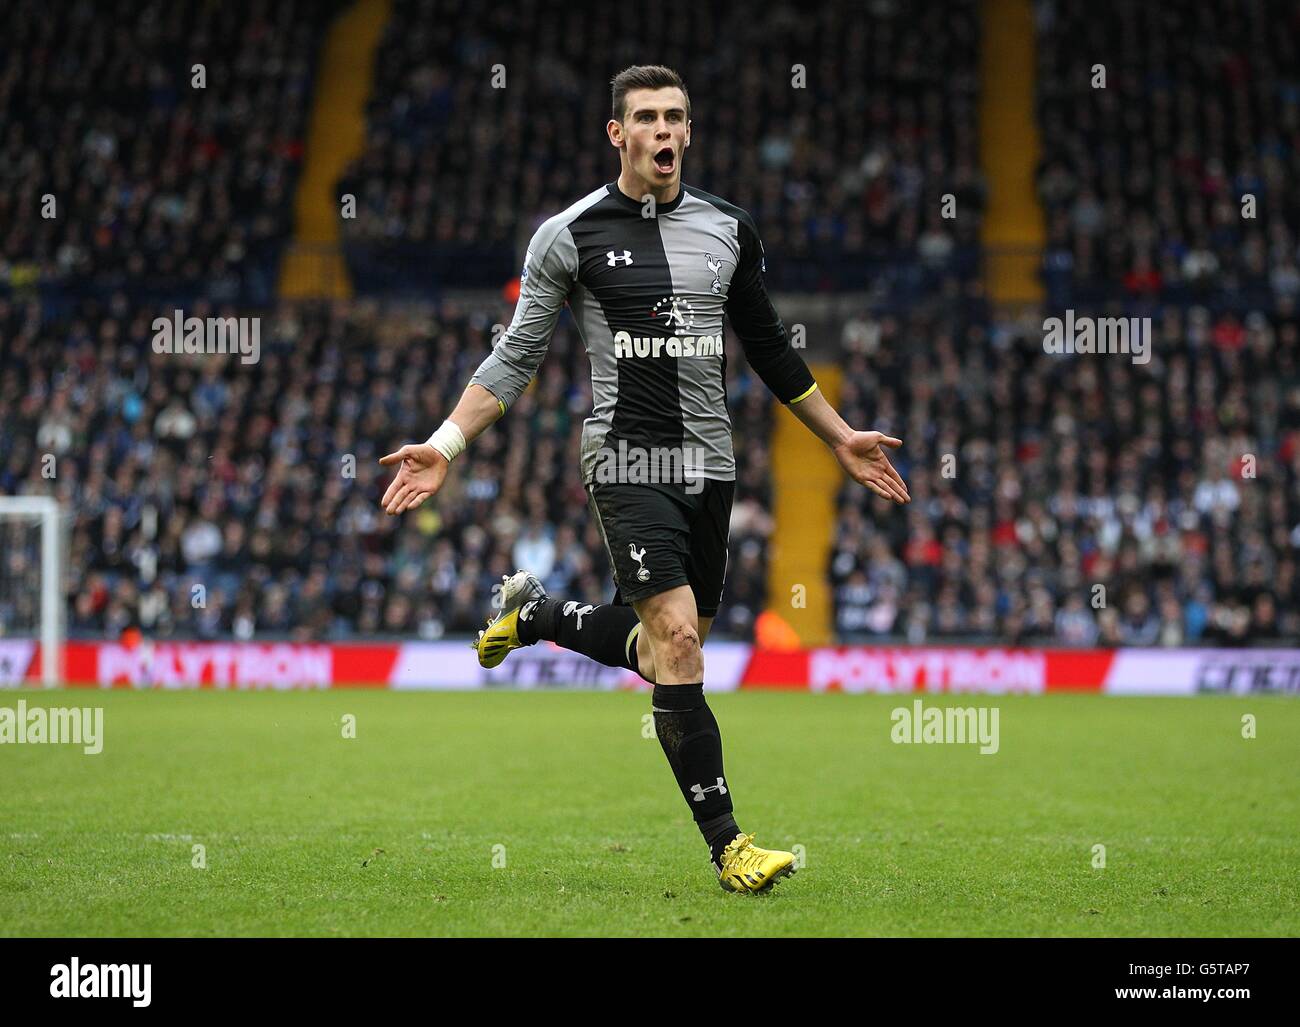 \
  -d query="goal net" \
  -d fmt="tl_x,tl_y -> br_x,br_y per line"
0,496 -> 64,686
